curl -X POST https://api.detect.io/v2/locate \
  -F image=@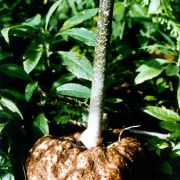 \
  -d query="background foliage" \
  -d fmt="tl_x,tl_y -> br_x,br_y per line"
0,0 -> 179,179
